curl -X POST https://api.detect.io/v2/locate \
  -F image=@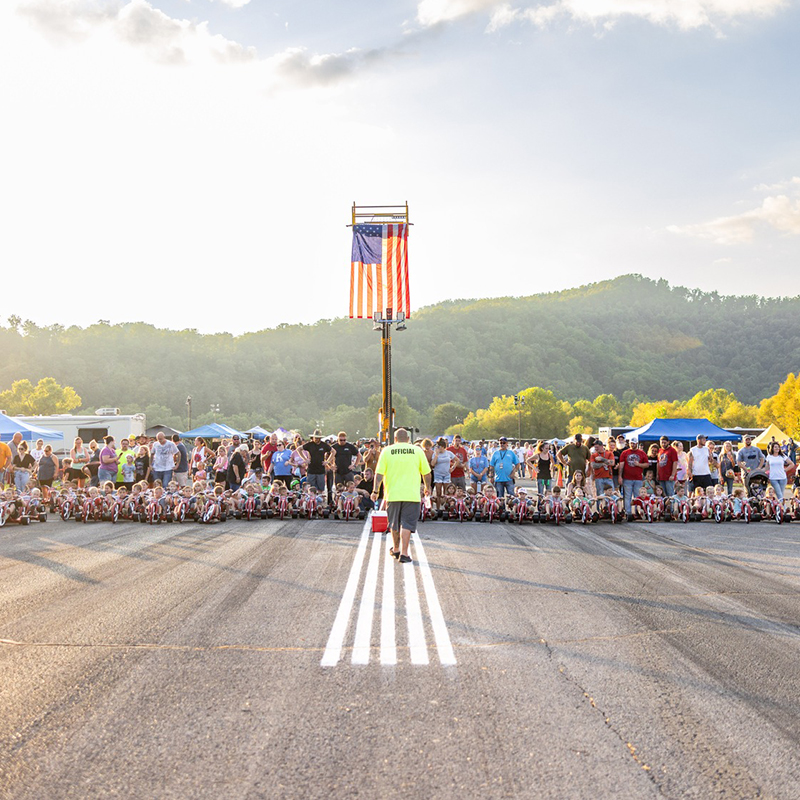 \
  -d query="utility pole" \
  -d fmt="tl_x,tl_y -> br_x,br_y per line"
186,396 -> 192,430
